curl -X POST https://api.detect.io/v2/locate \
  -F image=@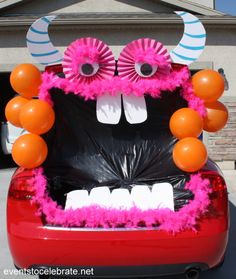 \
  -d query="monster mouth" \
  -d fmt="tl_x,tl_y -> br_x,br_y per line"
54,90 -> 174,212
58,91 -> 179,213
31,73 -> 211,232
67,89 -> 172,210
30,65 -> 212,231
